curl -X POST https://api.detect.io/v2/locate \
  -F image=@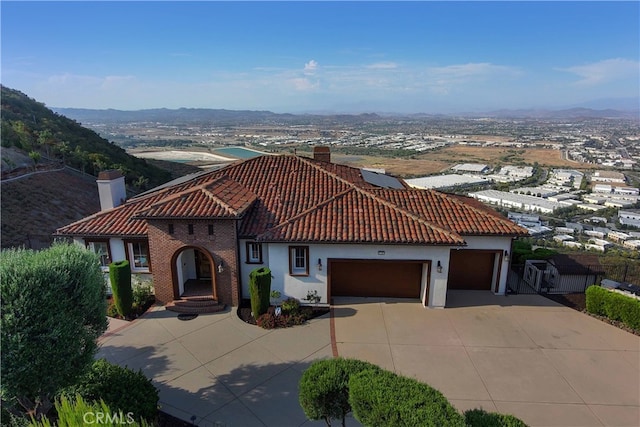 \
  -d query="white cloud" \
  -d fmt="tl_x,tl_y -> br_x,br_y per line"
559,58 -> 640,86
424,62 -> 521,94
290,77 -> 318,91
366,62 -> 398,70
304,60 -> 318,74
